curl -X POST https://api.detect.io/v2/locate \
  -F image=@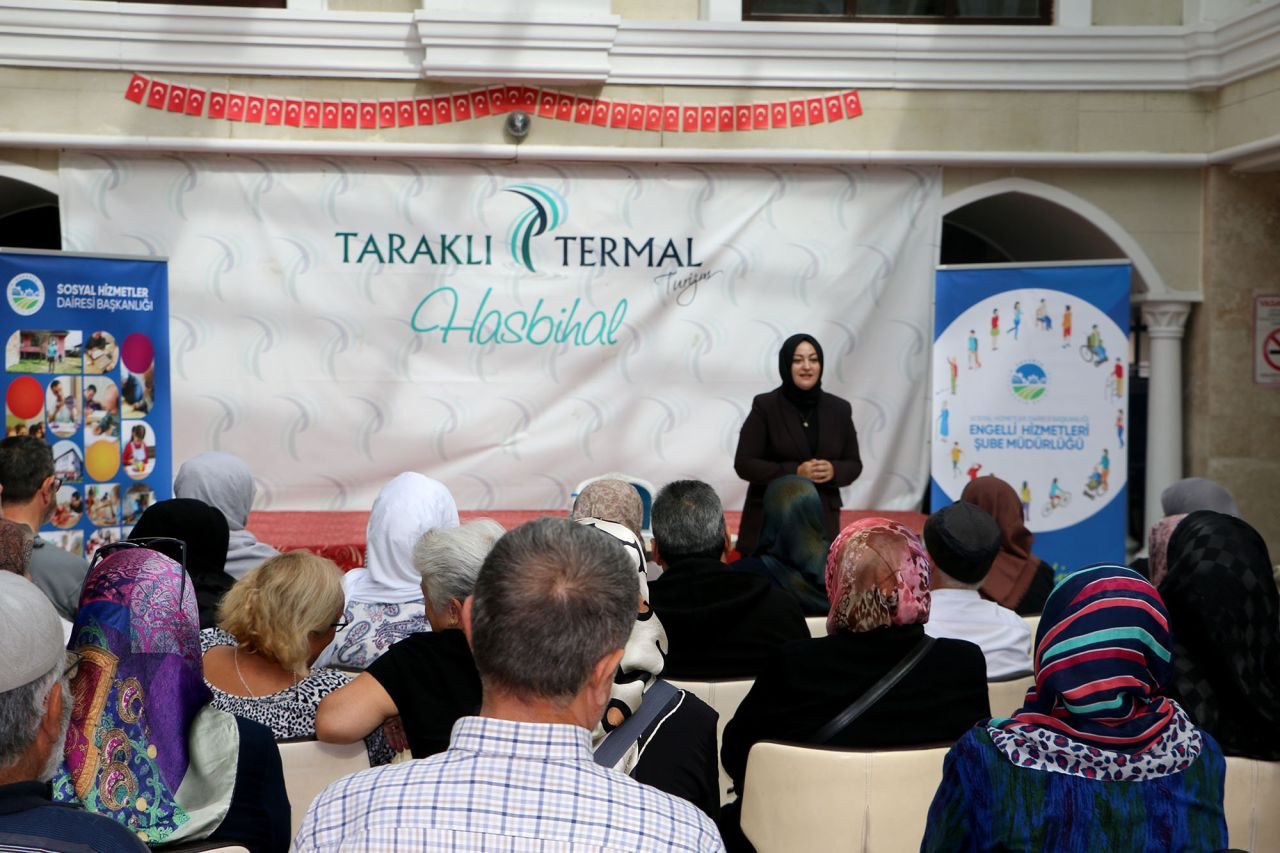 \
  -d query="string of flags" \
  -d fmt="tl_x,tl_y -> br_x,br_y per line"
124,73 -> 863,132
